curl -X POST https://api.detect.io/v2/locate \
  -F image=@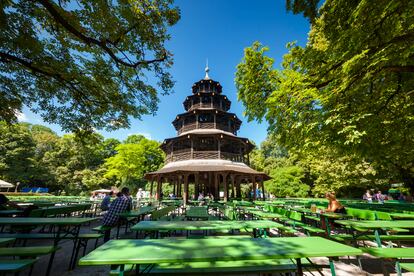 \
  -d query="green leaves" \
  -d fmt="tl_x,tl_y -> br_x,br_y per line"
1,0 -> 180,132
104,138 -> 164,187
235,42 -> 279,123
236,0 -> 414,190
